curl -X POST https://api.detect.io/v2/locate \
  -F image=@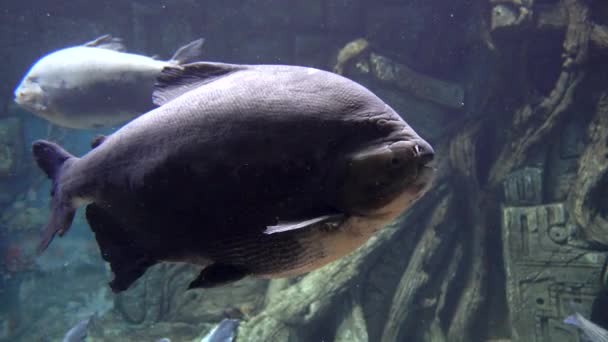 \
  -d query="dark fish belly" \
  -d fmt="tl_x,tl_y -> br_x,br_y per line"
203,231 -> 326,275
